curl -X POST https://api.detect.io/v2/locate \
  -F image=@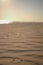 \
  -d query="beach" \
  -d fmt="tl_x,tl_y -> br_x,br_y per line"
0,23 -> 43,65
